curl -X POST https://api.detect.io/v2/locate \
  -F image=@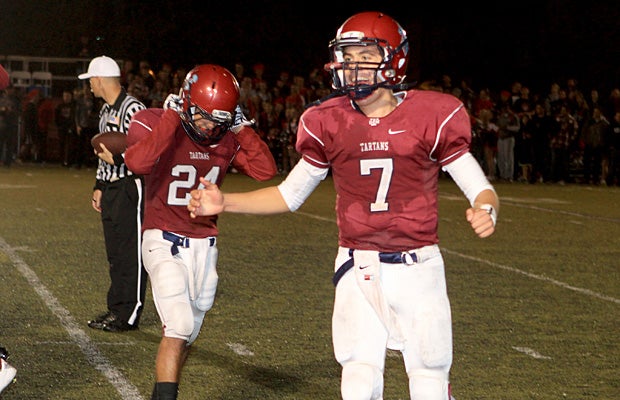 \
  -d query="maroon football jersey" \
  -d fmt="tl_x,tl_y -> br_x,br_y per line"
125,108 -> 277,238
297,90 -> 471,252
